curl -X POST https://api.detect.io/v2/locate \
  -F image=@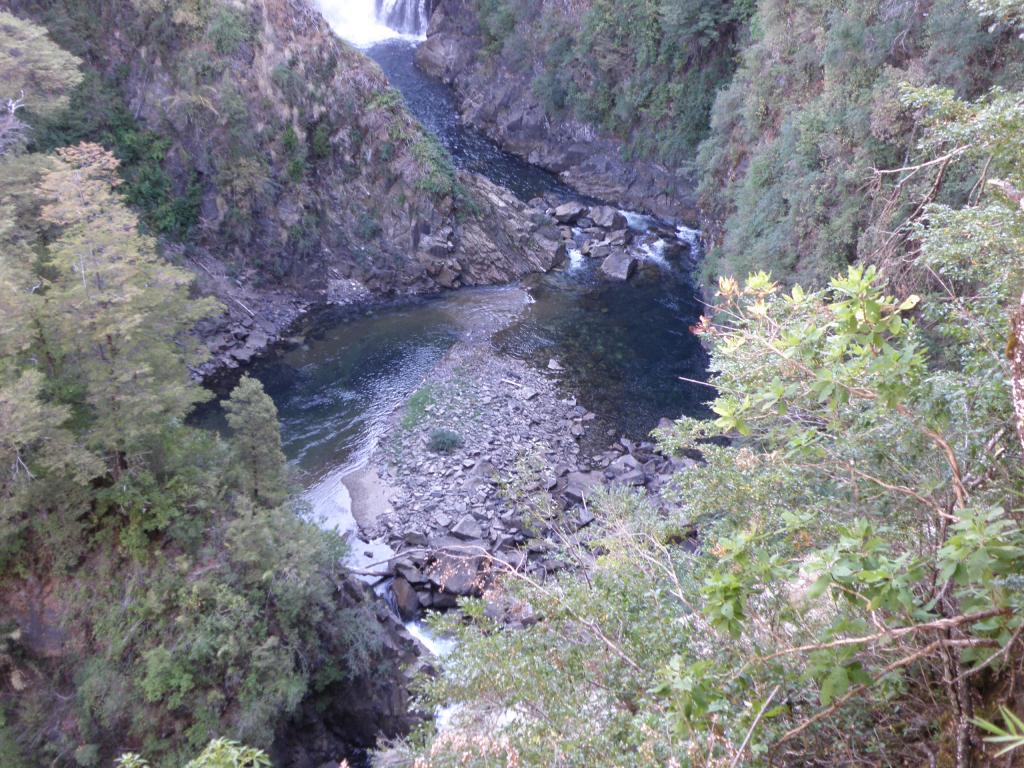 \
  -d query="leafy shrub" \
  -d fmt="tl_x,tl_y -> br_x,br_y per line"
427,429 -> 463,454
29,72 -> 201,239
205,5 -> 256,56
412,134 -> 456,199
